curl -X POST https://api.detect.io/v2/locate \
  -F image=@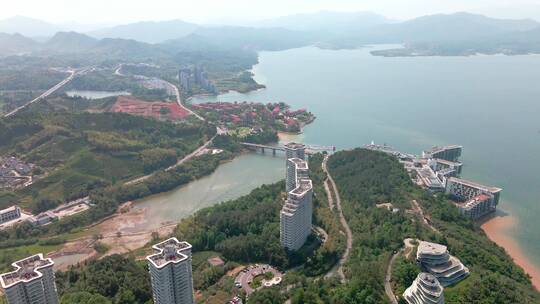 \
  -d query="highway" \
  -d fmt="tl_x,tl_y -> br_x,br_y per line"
4,69 -> 79,118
